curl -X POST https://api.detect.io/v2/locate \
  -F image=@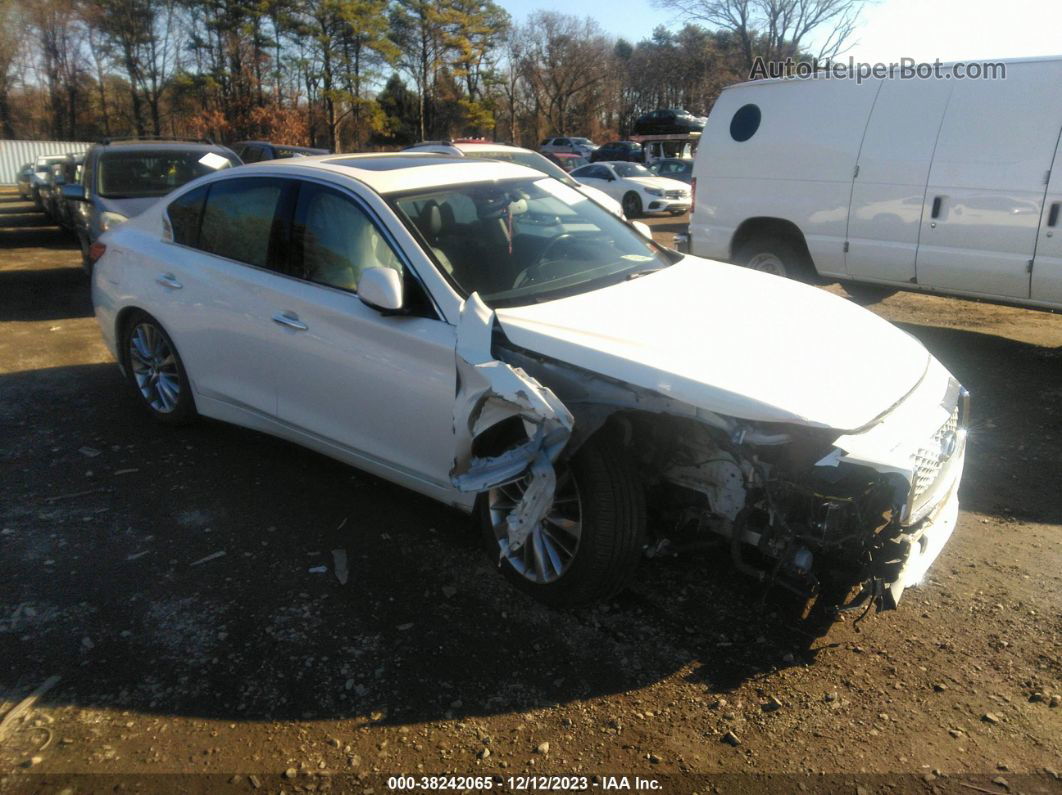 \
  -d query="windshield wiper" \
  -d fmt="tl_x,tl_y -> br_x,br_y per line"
625,266 -> 668,281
